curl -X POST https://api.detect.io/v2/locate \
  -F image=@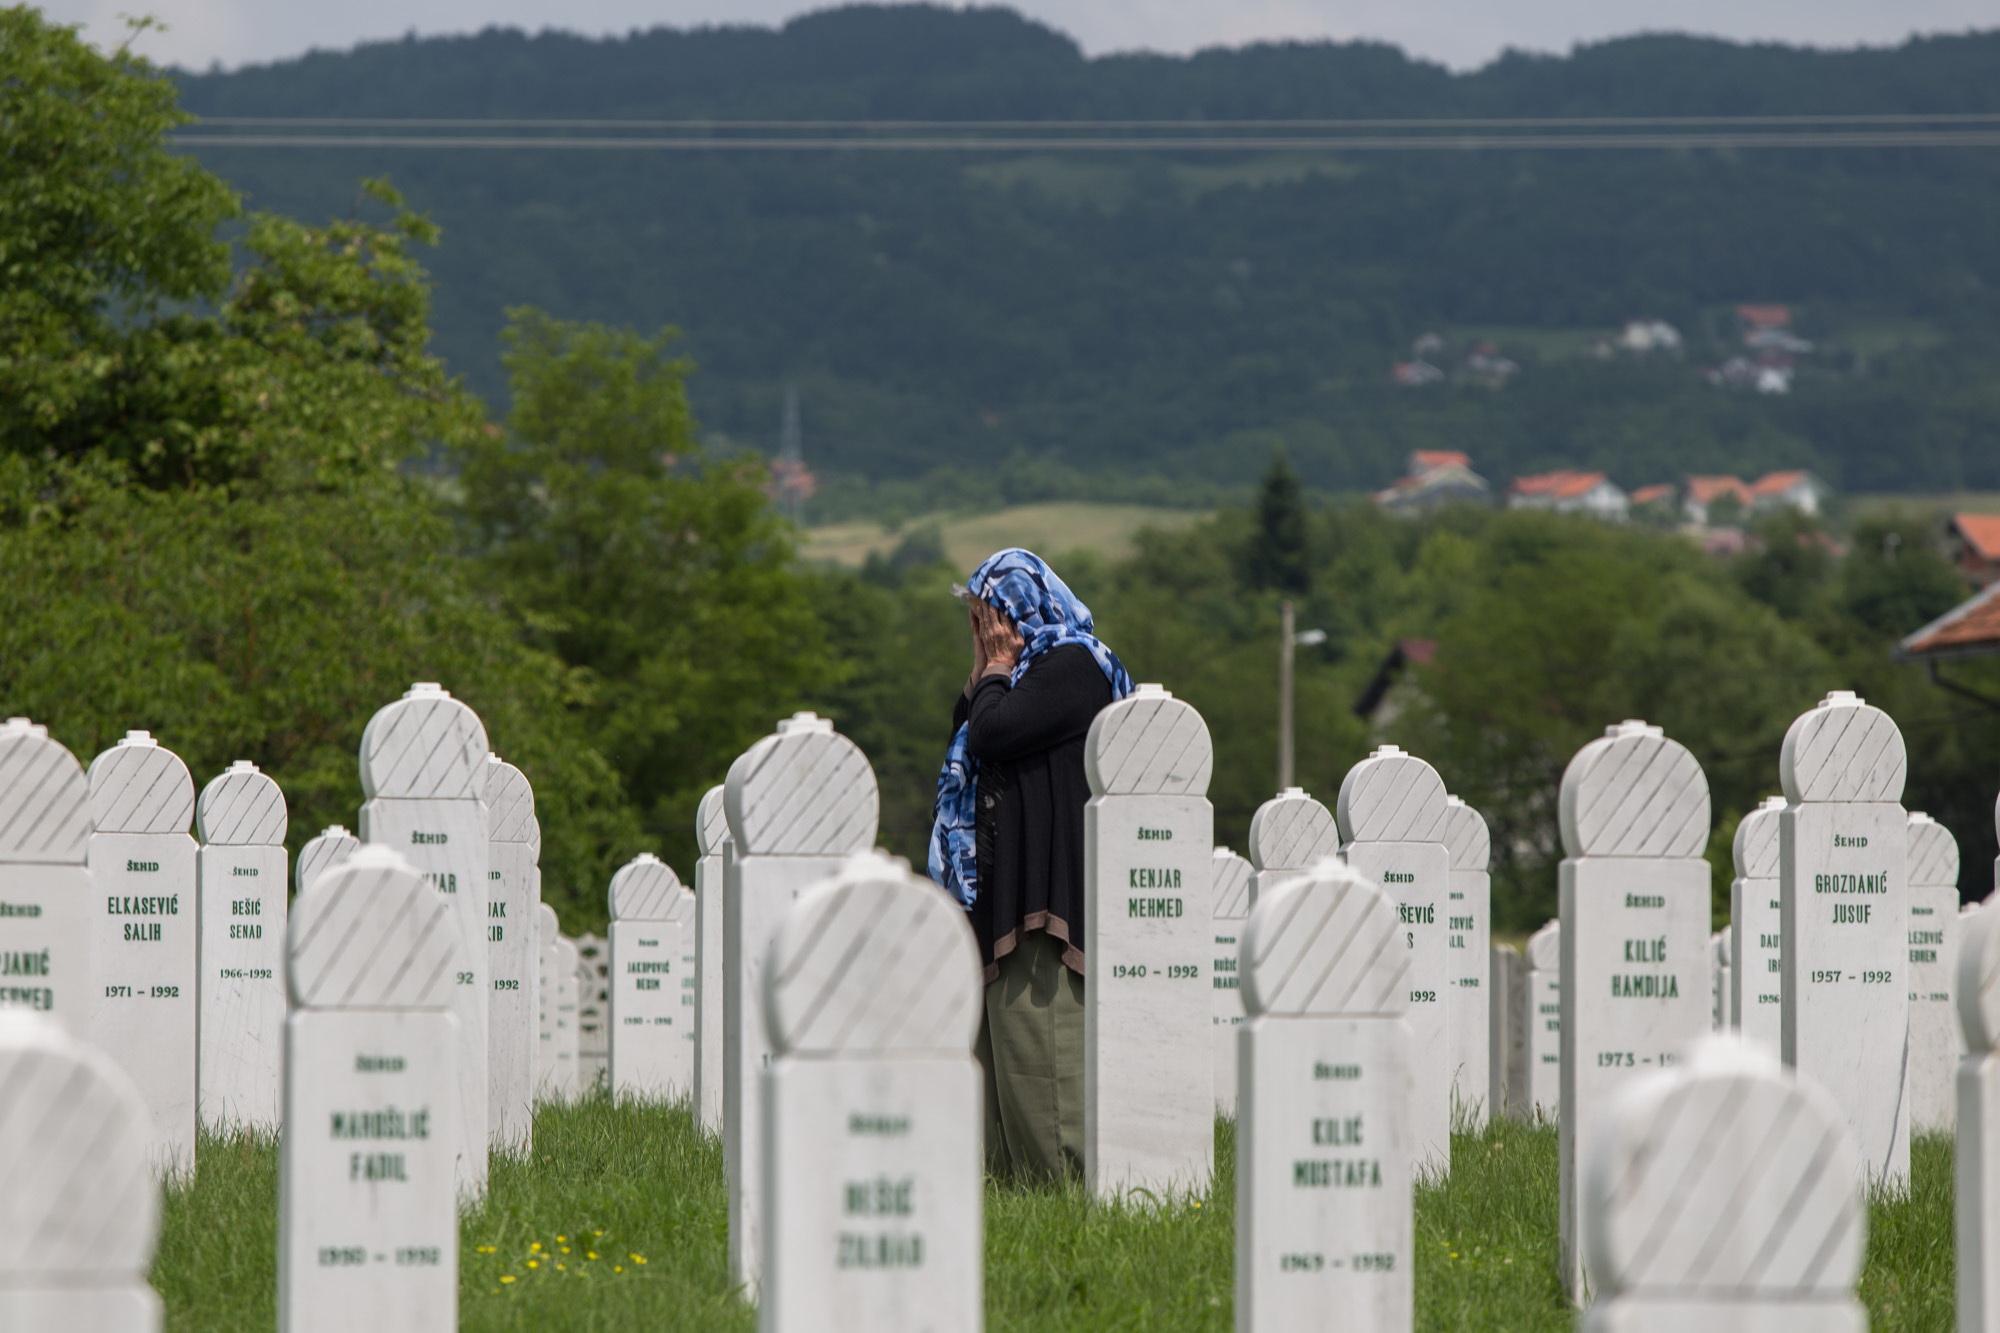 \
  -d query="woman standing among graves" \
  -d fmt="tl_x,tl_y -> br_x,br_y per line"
931,549 -> 1133,1182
